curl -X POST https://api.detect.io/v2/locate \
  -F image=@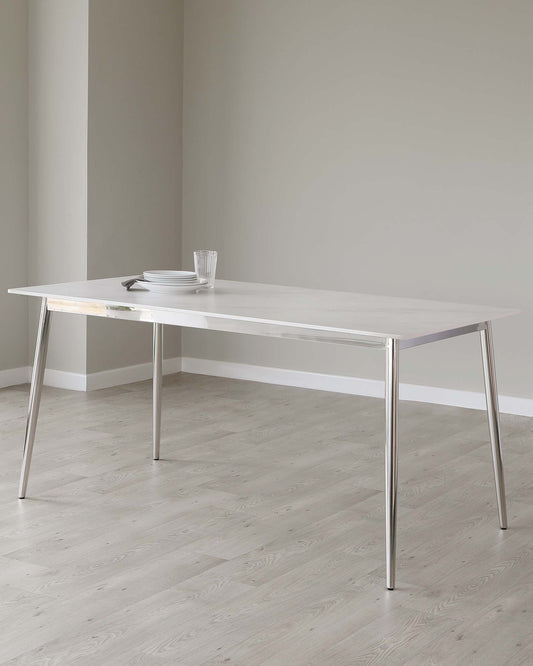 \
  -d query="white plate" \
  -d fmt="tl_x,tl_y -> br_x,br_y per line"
143,270 -> 197,280
136,279 -> 207,294
144,276 -> 198,281
144,270 -> 197,276
144,278 -> 199,283
144,278 -> 199,284
143,277 -> 199,283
